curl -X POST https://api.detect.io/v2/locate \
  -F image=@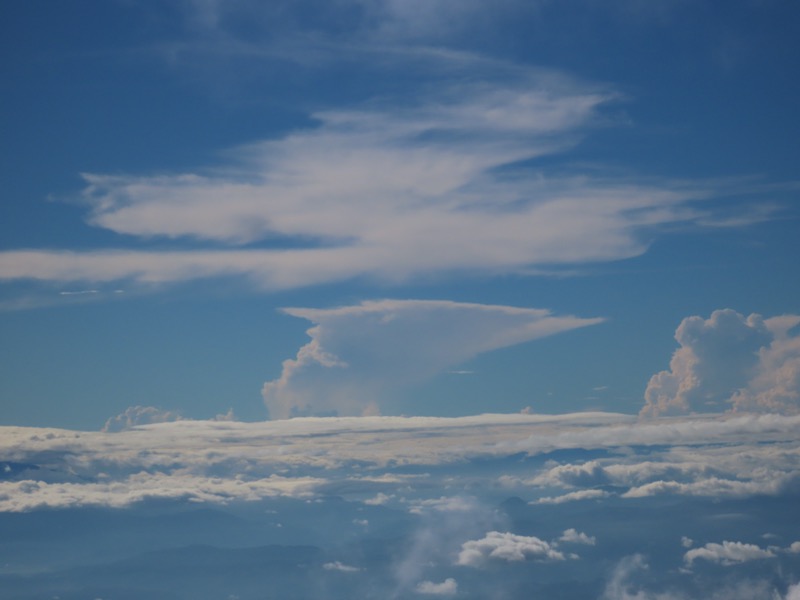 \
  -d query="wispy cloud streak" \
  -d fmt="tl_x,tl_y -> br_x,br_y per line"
0,66 -> 730,296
